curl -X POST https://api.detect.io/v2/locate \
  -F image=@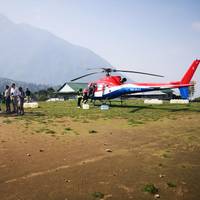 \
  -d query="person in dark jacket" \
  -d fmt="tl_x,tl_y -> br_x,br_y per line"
82,88 -> 89,104
77,88 -> 83,108
0,93 -> 2,113
4,85 -> 11,113
25,88 -> 31,103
